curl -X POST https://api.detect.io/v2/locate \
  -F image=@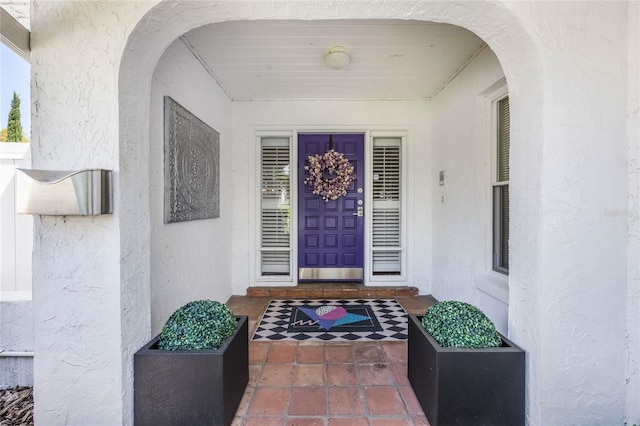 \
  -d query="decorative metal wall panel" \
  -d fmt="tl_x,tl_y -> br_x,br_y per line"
164,96 -> 219,223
